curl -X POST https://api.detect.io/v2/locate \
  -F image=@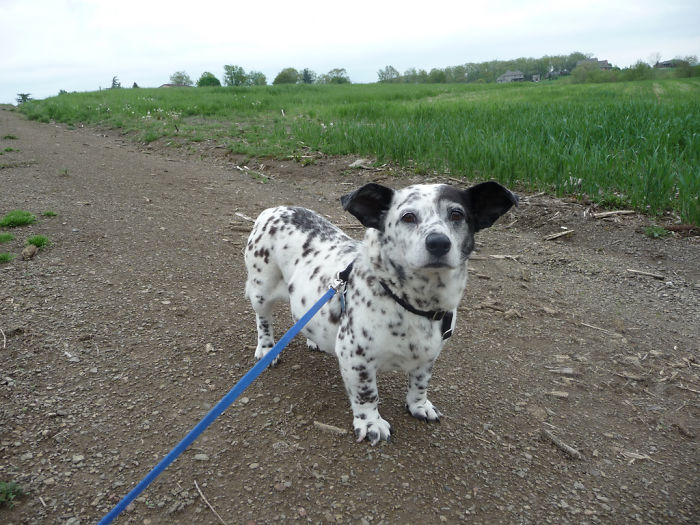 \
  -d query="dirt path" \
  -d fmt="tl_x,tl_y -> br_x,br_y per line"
1,107 -> 698,524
